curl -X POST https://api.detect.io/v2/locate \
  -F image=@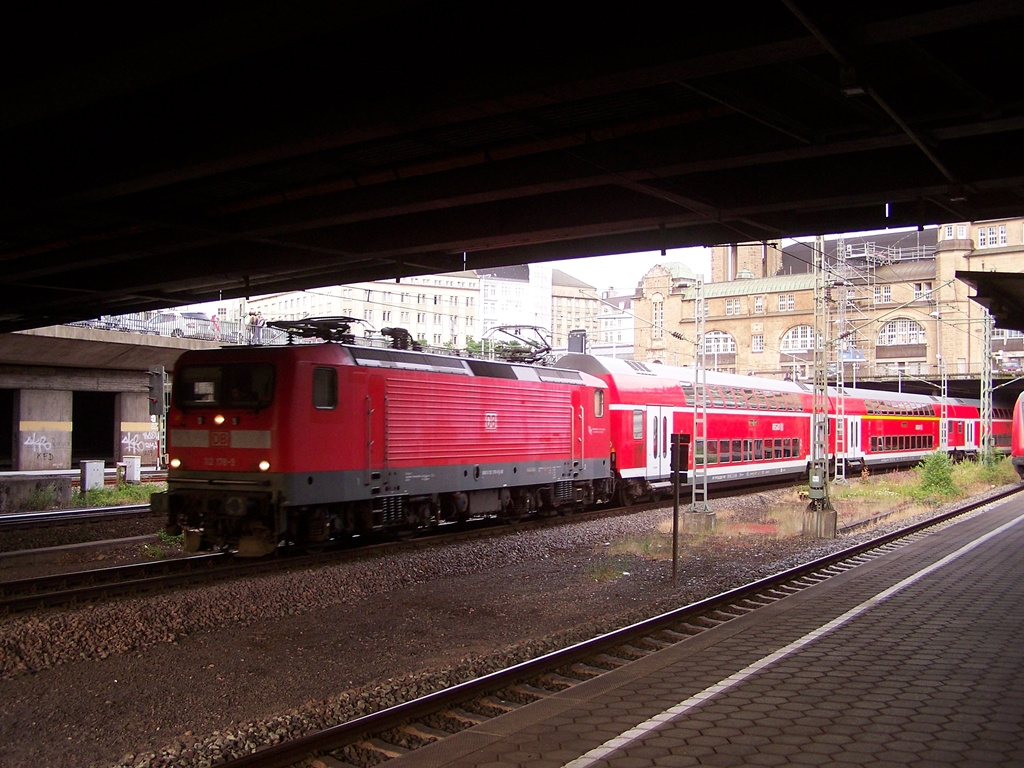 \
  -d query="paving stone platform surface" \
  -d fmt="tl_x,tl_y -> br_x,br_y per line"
388,493 -> 1024,767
